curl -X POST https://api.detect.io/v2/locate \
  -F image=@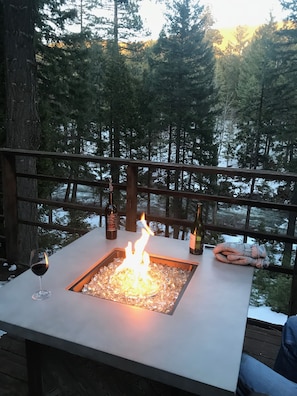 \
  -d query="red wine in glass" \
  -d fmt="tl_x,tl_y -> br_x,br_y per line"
31,262 -> 48,276
30,249 -> 51,300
